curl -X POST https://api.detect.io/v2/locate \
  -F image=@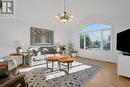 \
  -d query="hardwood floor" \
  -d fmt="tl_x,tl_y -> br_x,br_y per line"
76,57 -> 130,87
